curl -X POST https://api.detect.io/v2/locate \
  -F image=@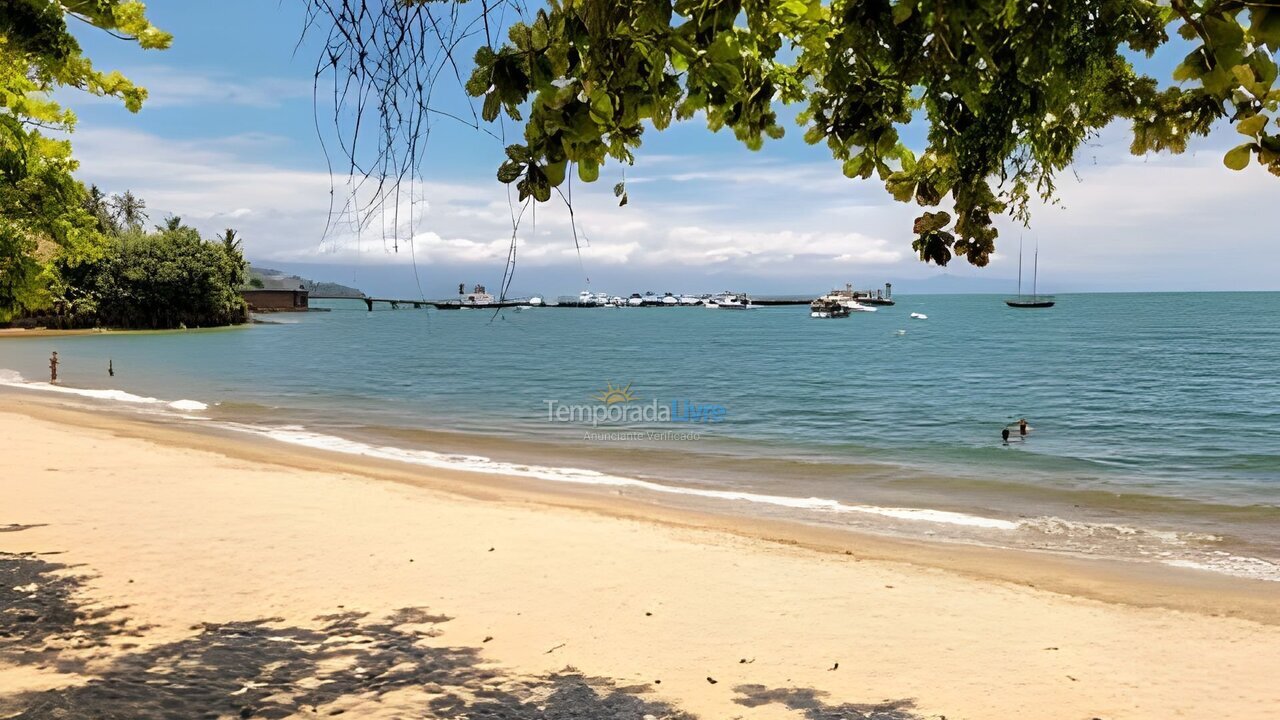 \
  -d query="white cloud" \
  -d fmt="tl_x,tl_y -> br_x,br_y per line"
66,121 -> 1280,293
110,66 -> 313,109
